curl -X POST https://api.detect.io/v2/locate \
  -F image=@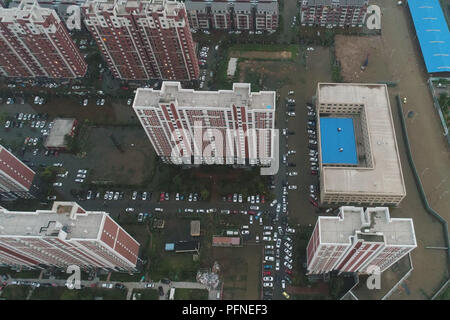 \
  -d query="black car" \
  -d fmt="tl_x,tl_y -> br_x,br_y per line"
288,163 -> 296,167
161,278 -> 171,285
114,283 -> 125,289
158,286 -> 164,296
